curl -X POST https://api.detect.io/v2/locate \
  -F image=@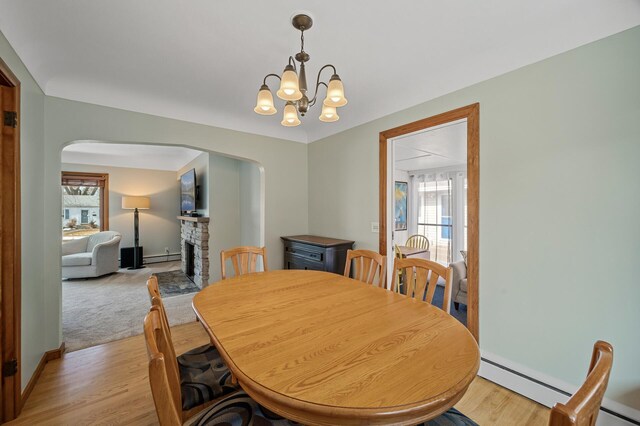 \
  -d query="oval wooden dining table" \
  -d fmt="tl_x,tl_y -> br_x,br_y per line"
192,270 -> 479,426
